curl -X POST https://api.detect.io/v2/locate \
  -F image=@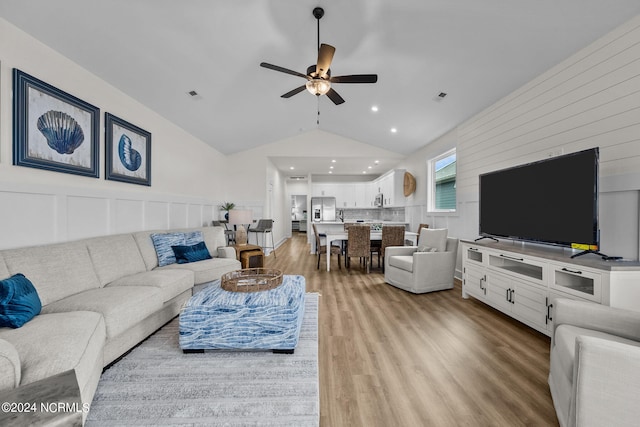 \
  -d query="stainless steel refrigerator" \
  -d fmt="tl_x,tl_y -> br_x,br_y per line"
311,197 -> 336,222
